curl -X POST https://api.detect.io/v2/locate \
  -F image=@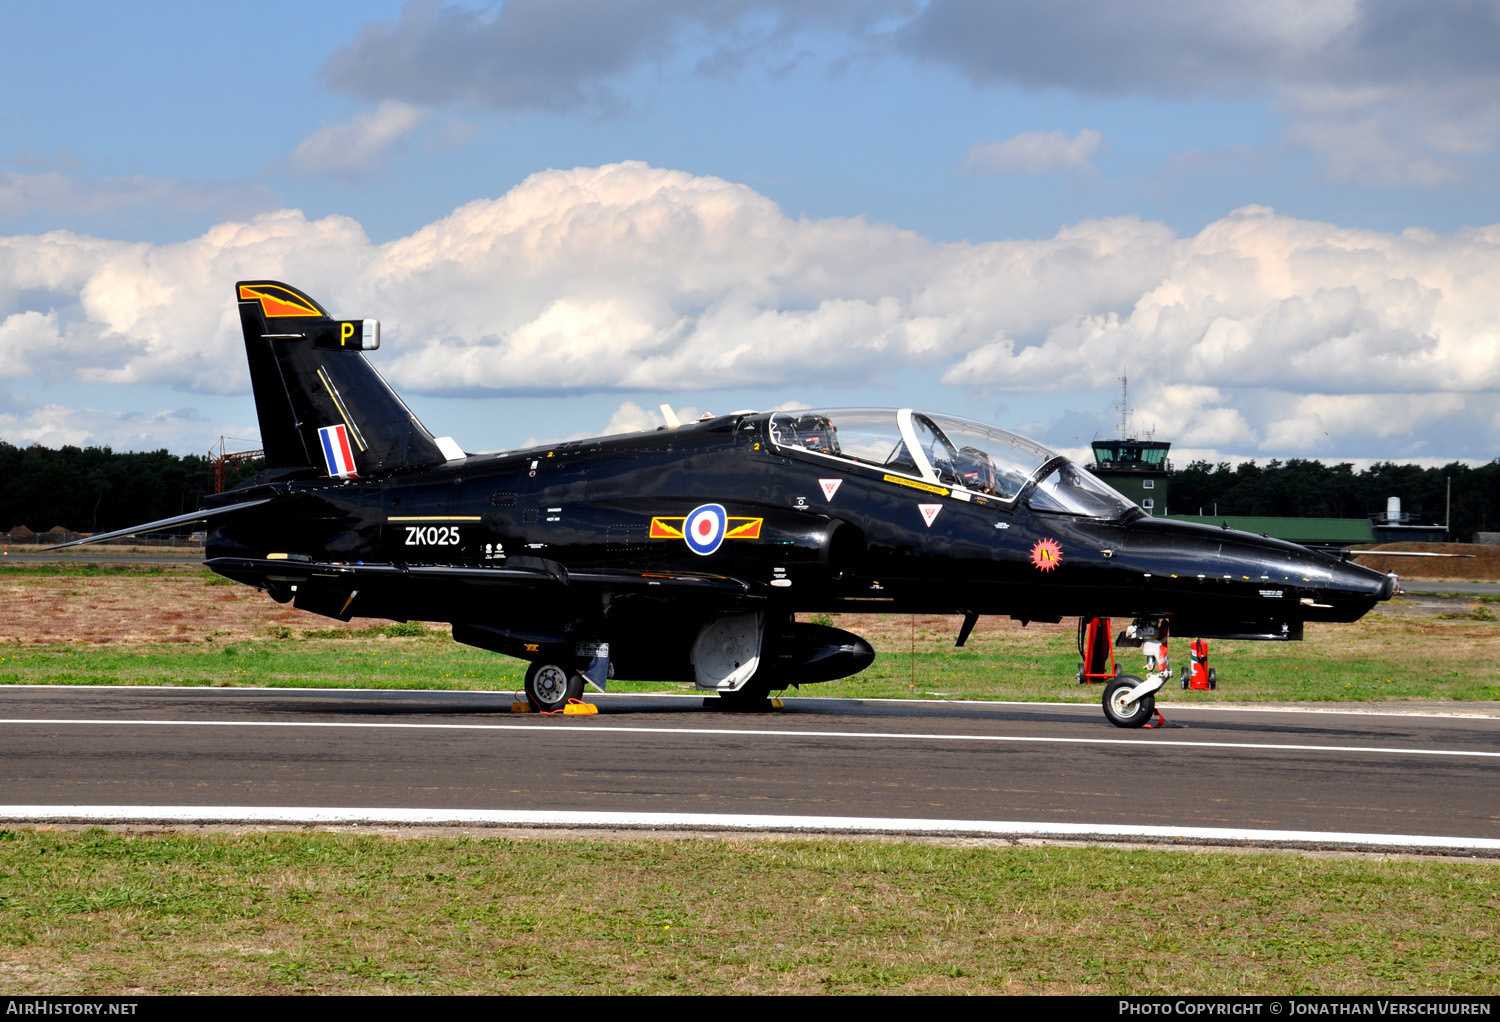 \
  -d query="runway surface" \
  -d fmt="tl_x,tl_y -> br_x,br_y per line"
2,686 -> 1498,852
1400,580 -> 1500,595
